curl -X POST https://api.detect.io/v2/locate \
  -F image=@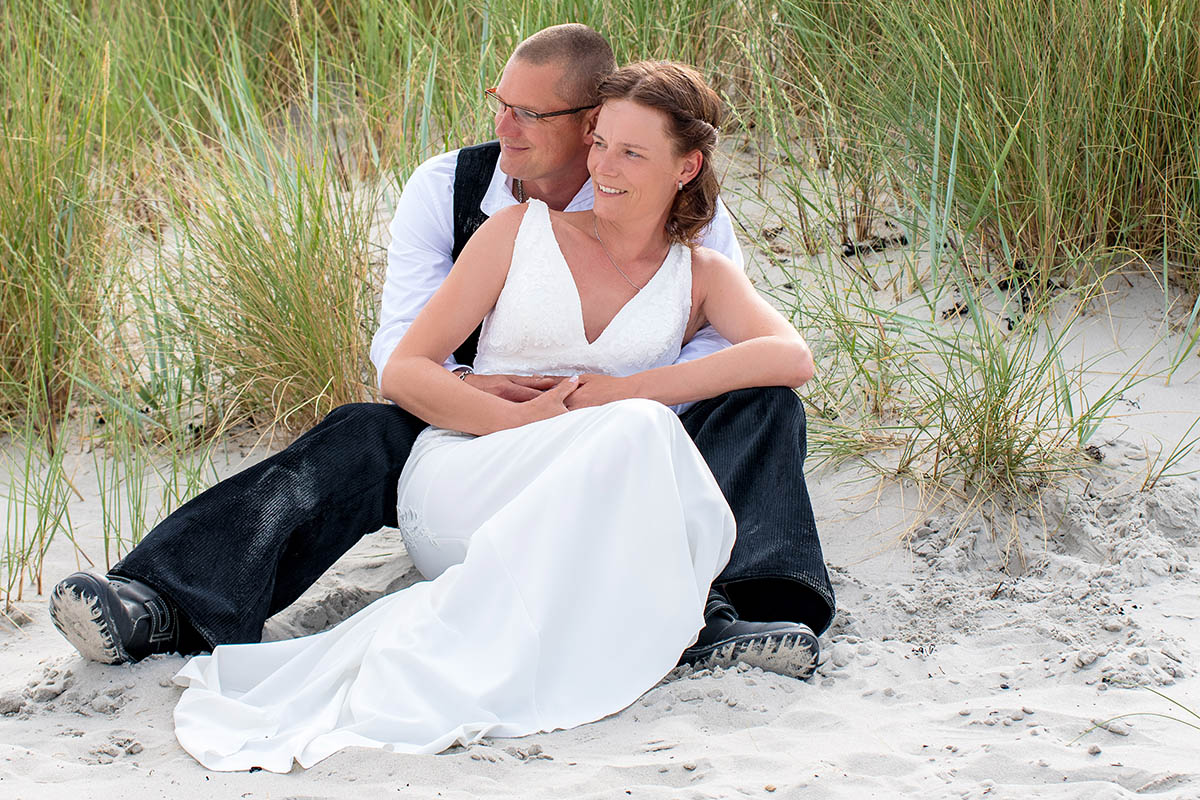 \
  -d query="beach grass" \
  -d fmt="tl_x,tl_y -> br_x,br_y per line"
2,421 -> 77,609
2,0 -> 1199,602
148,41 -> 383,431
0,4 -> 115,429
1080,684 -> 1200,740
760,0 -> 1200,288
758,240 -> 1143,495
